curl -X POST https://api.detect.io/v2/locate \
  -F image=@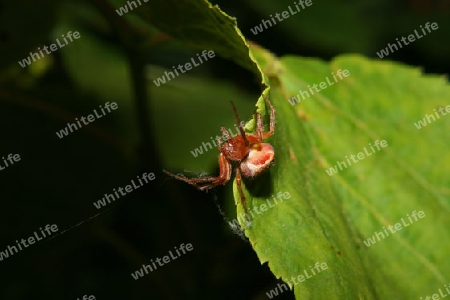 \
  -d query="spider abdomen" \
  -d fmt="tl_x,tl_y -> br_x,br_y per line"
240,143 -> 275,178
